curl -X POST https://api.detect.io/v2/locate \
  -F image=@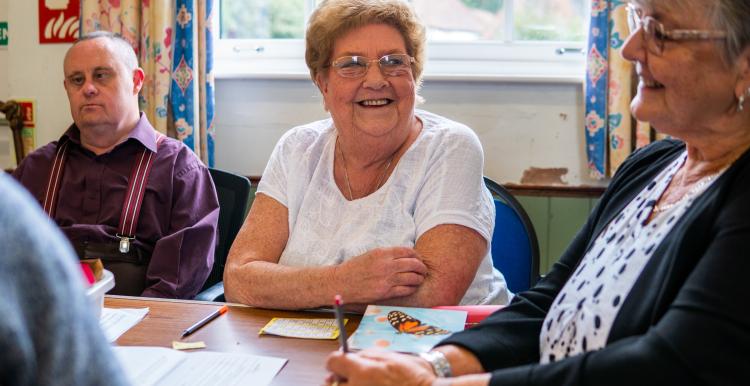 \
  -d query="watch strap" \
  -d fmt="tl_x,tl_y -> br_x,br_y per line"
419,350 -> 452,378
